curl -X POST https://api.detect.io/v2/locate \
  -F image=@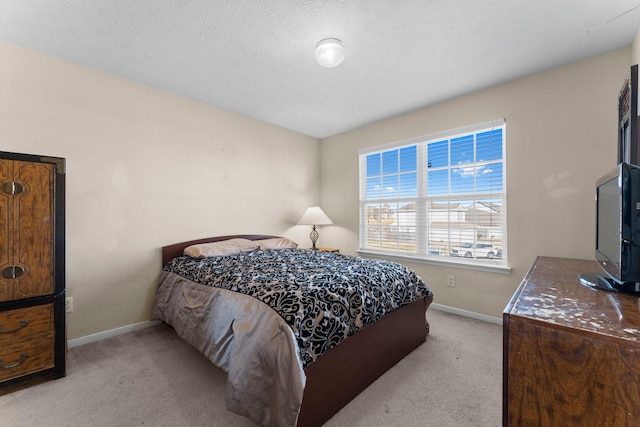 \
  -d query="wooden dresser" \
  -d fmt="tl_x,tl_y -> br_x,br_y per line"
503,256 -> 640,426
0,151 -> 65,394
